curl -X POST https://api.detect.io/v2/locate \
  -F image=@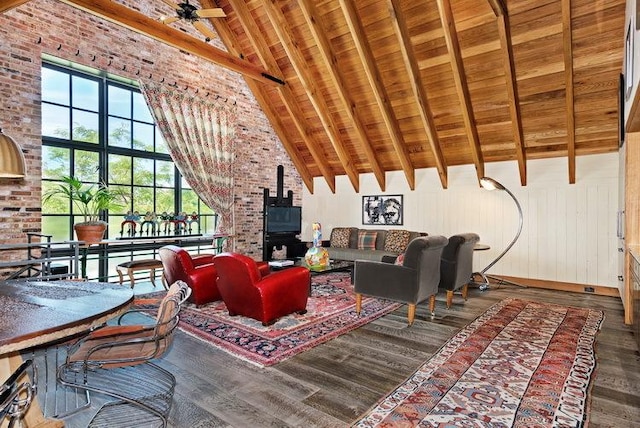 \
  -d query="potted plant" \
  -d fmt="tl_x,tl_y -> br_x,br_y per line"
43,175 -> 127,245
